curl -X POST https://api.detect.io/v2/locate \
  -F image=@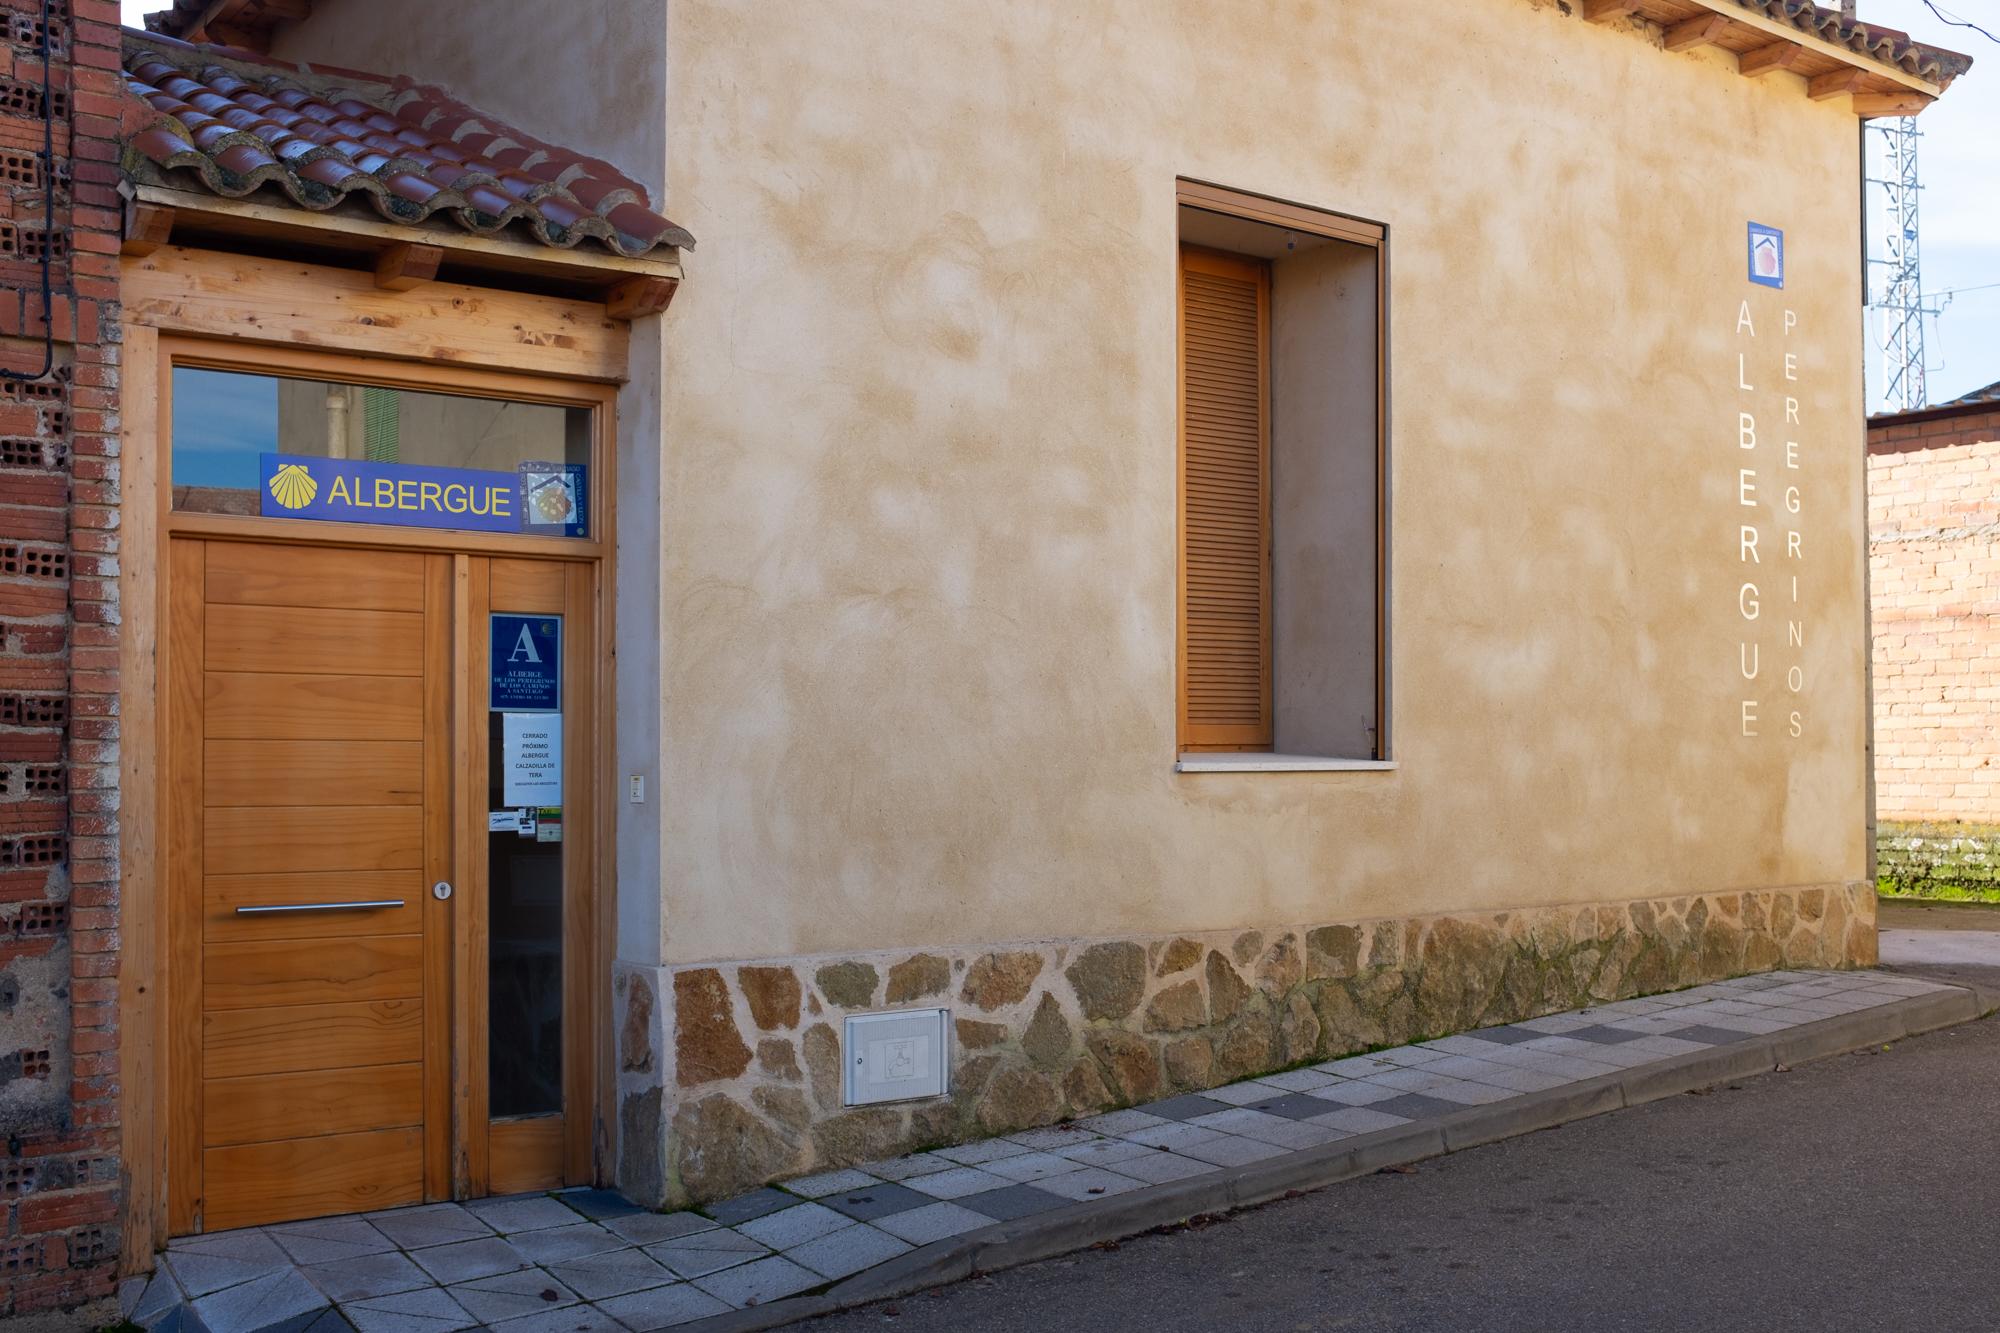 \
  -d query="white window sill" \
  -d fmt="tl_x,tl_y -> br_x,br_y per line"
1176,753 -> 1398,773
